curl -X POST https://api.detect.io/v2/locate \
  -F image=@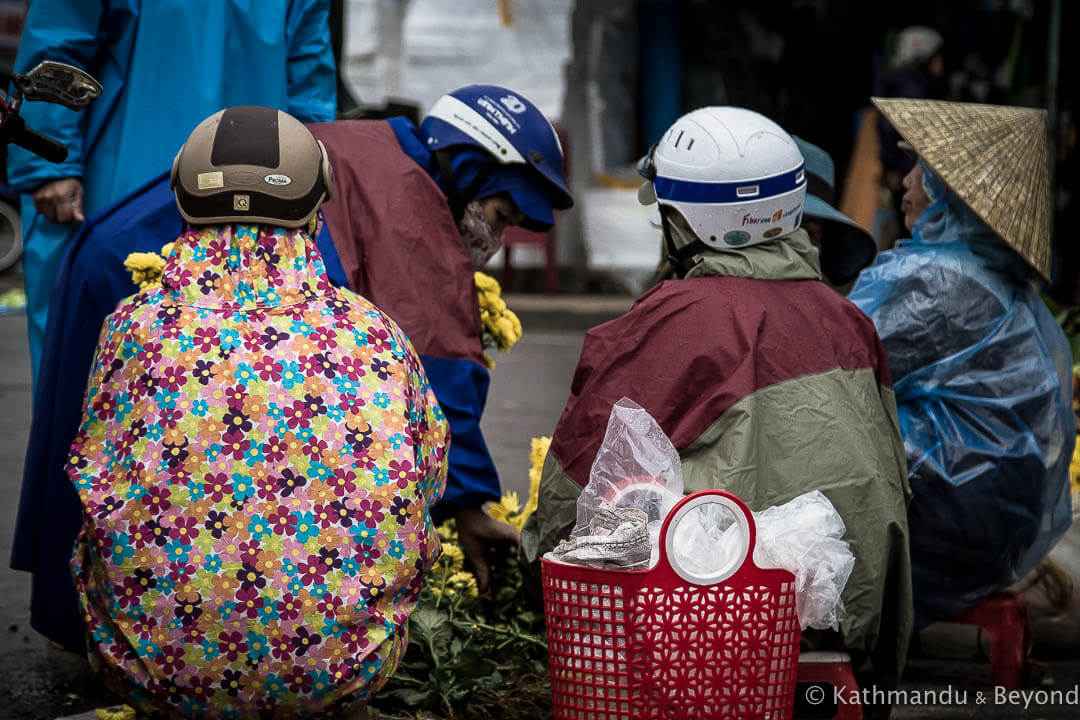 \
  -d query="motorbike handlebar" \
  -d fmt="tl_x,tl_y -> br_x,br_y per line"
4,112 -> 68,164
